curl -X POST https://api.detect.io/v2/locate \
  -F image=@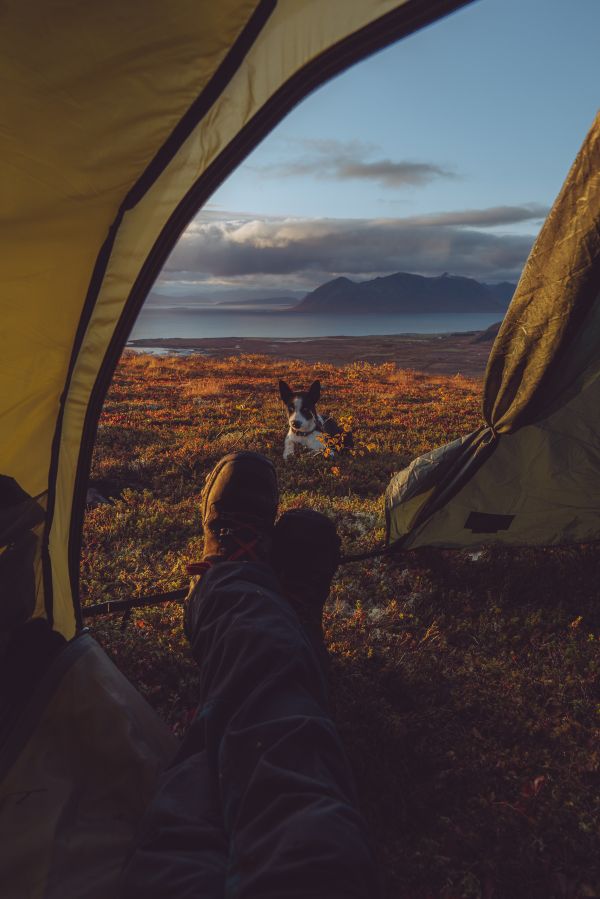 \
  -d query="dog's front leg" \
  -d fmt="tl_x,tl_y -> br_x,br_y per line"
308,432 -> 326,456
283,436 -> 295,460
